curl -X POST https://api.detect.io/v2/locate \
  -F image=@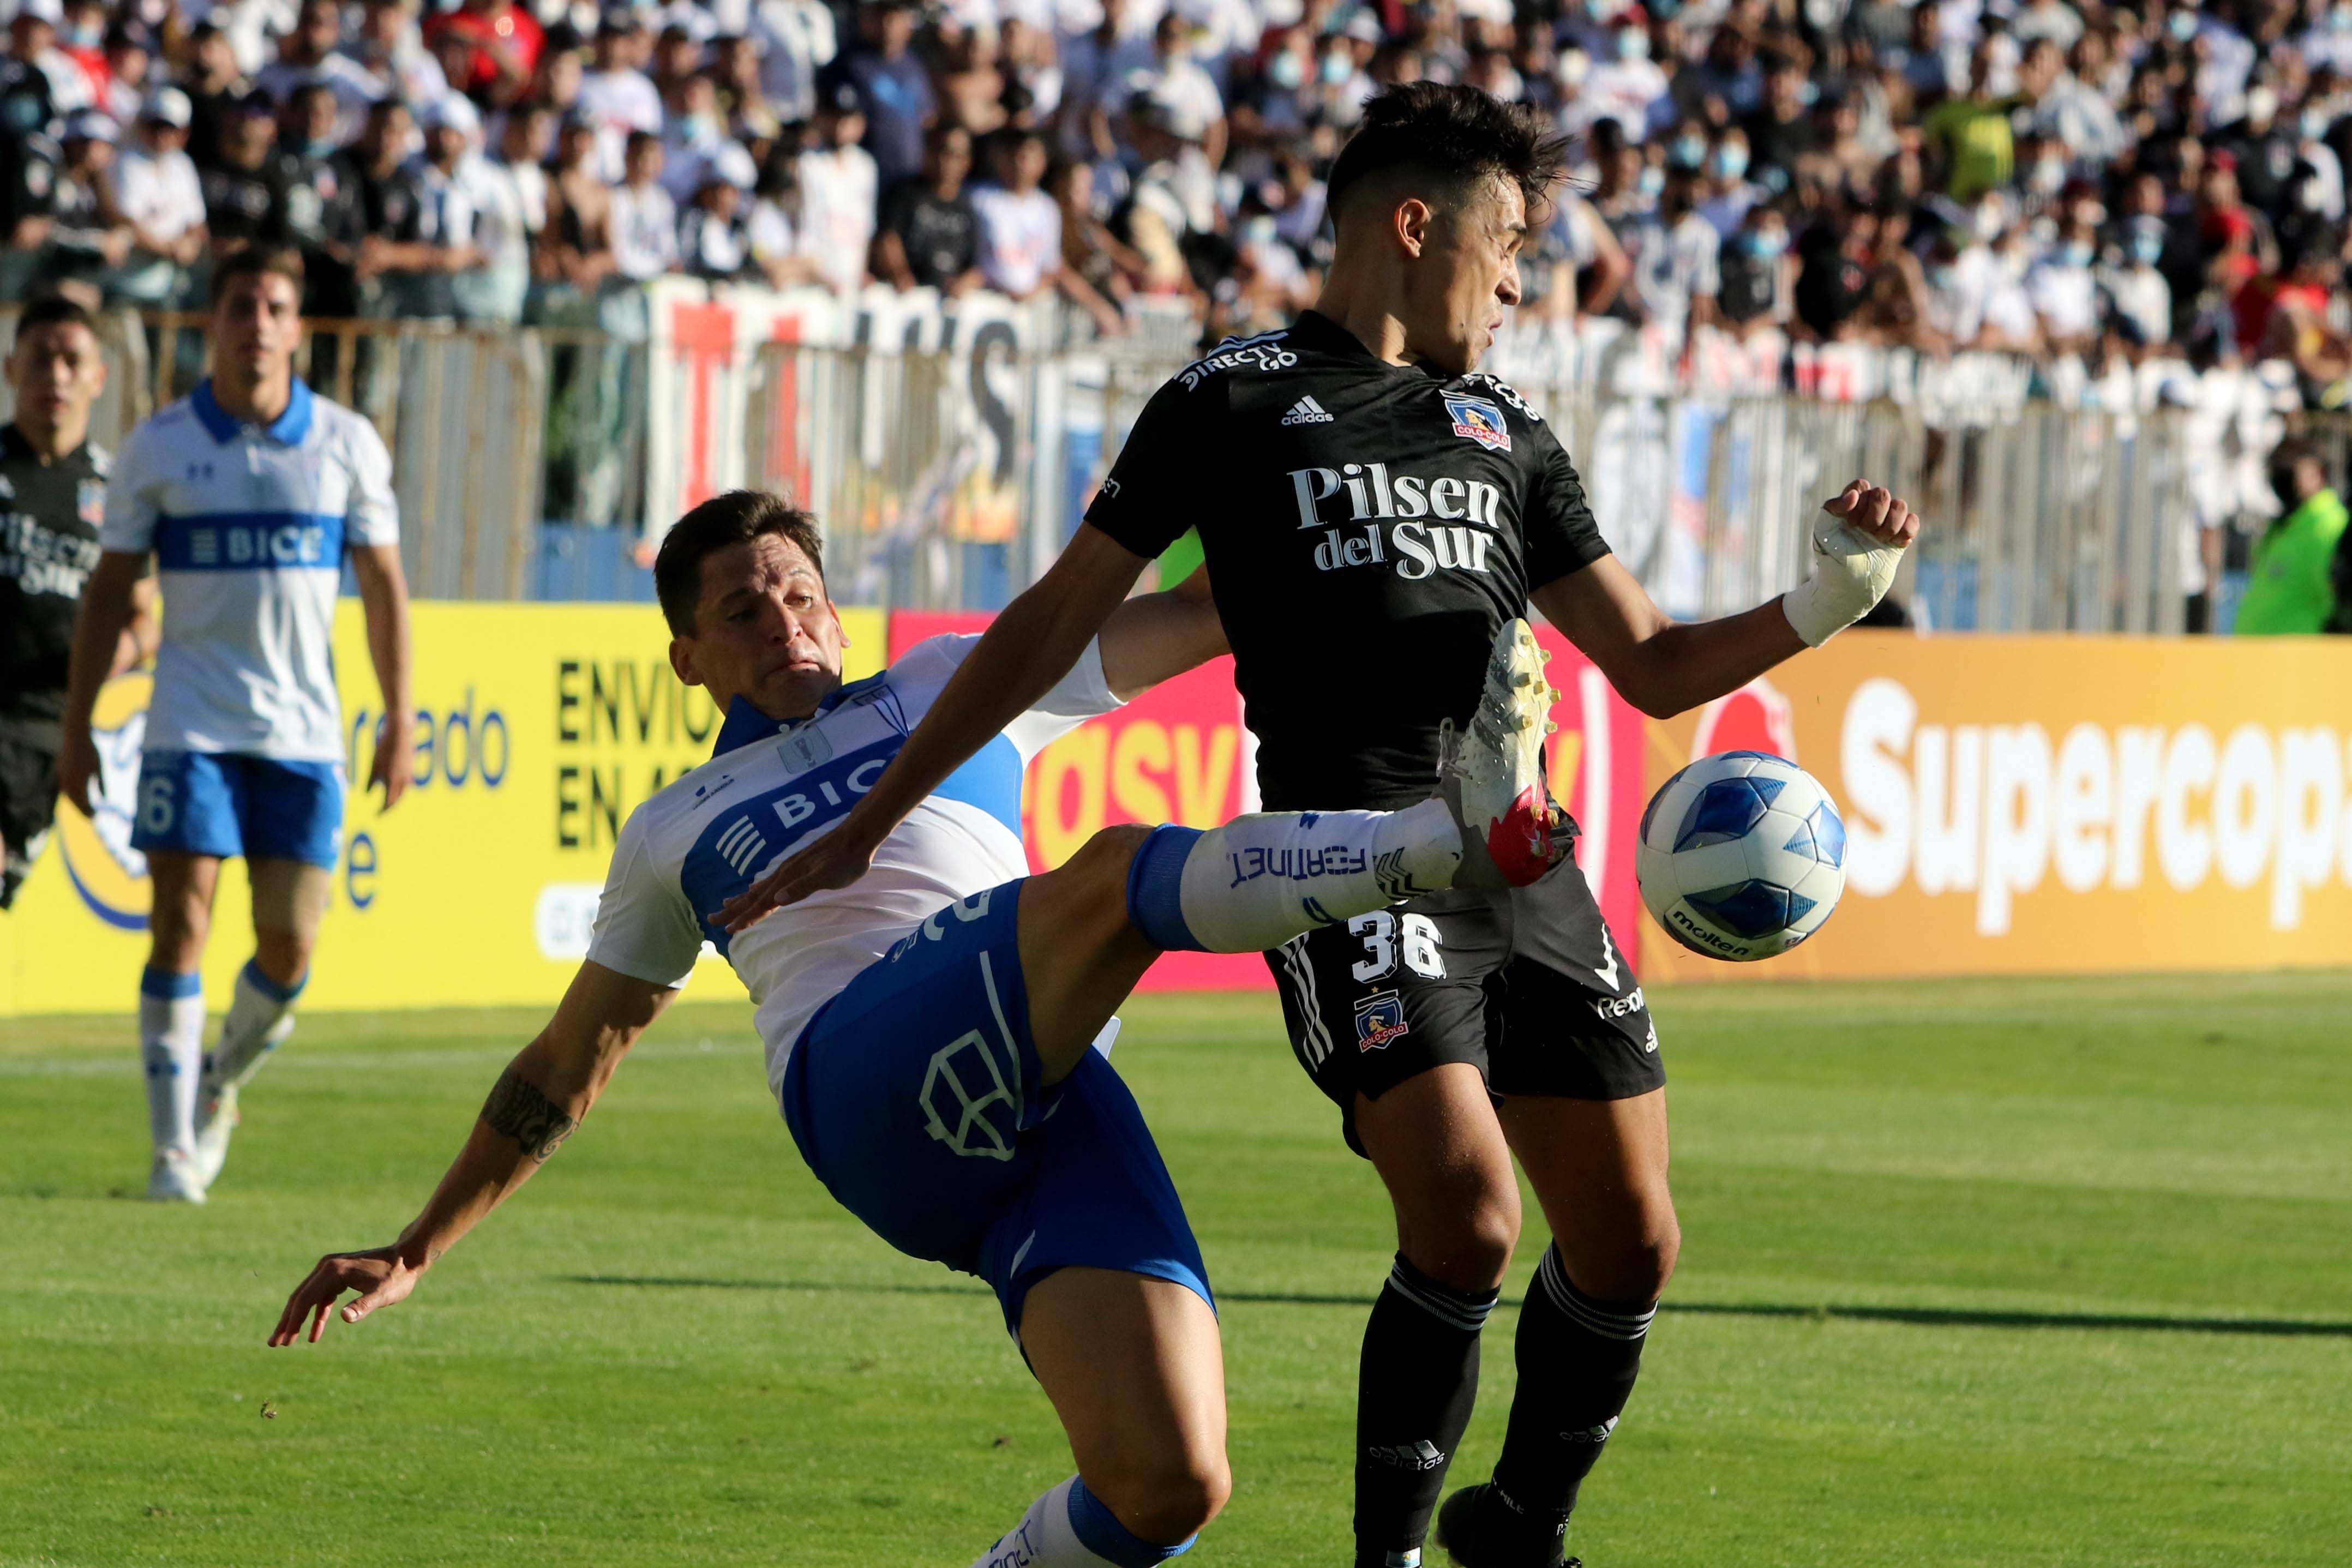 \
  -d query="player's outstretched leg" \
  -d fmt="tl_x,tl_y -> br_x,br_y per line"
140,851 -> 220,1203
967,1269 -> 1227,1567
194,857 -> 329,1187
